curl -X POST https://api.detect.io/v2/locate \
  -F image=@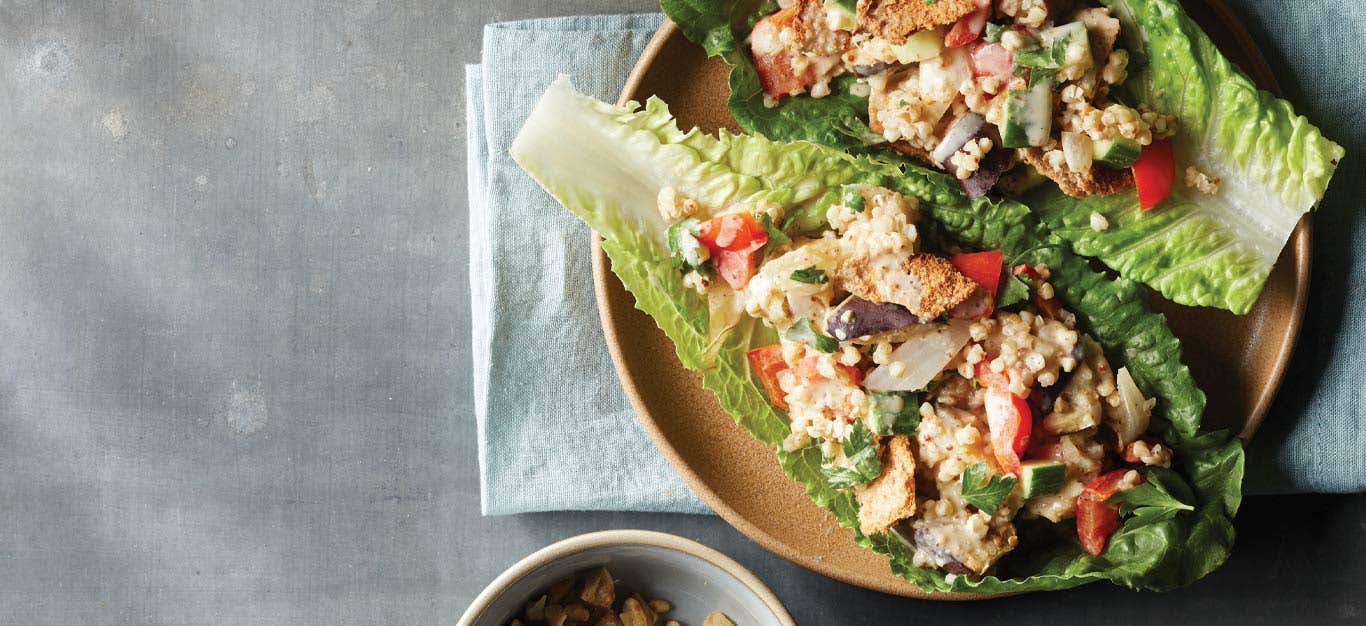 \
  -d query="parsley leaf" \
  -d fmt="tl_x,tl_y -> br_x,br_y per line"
790,267 -> 828,284
821,421 -> 883,489
758,212 -> 790,259
960,462 -> 1017,514
995,273 -> 1031,308
1012,38 -> 1067,89
984,22 -> 1006,44
1109,471 -> 1195,523
868,391 -> 920,436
